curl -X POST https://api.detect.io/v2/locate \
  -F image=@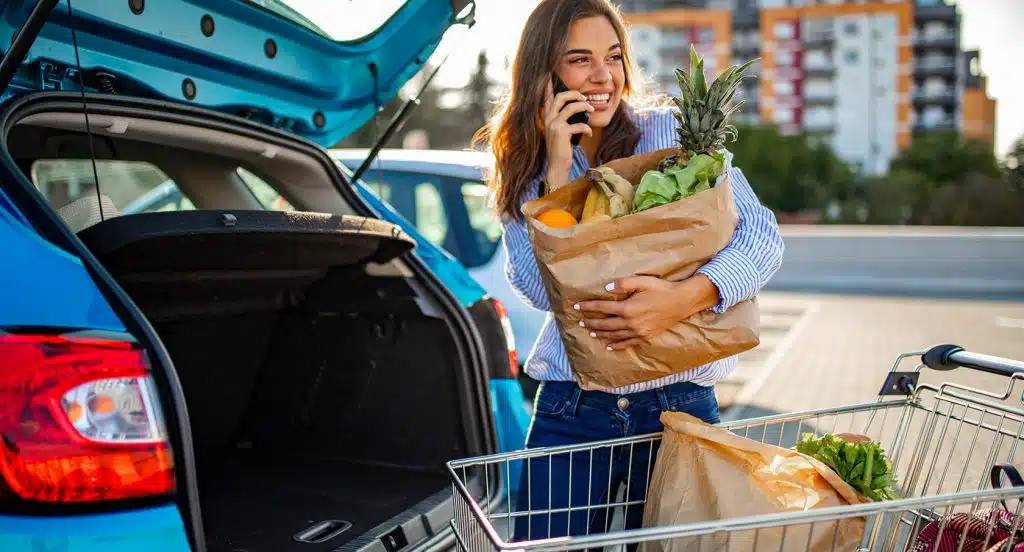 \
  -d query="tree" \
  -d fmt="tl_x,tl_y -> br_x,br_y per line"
1003,134 -> 1024,192
883,131 -> 1016,225
860,169 -> 929,225
889,131 -> 1002,185
463,51 -> 499,137
727,125 -> 856,215
927,171 -> 1024,226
